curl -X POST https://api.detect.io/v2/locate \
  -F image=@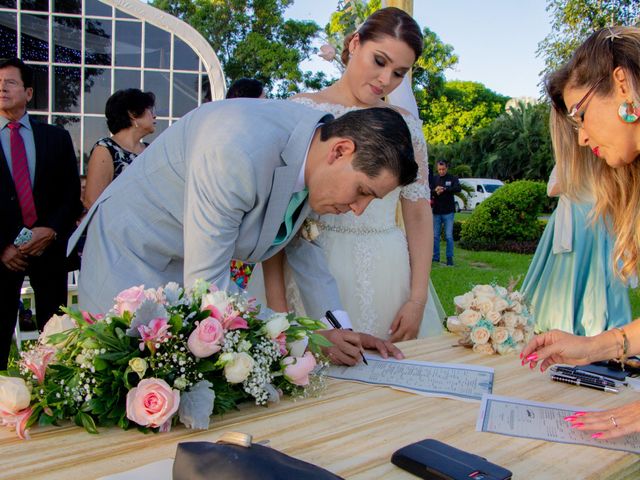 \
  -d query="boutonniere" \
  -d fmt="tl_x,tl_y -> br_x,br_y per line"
300,218 -> 320,242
